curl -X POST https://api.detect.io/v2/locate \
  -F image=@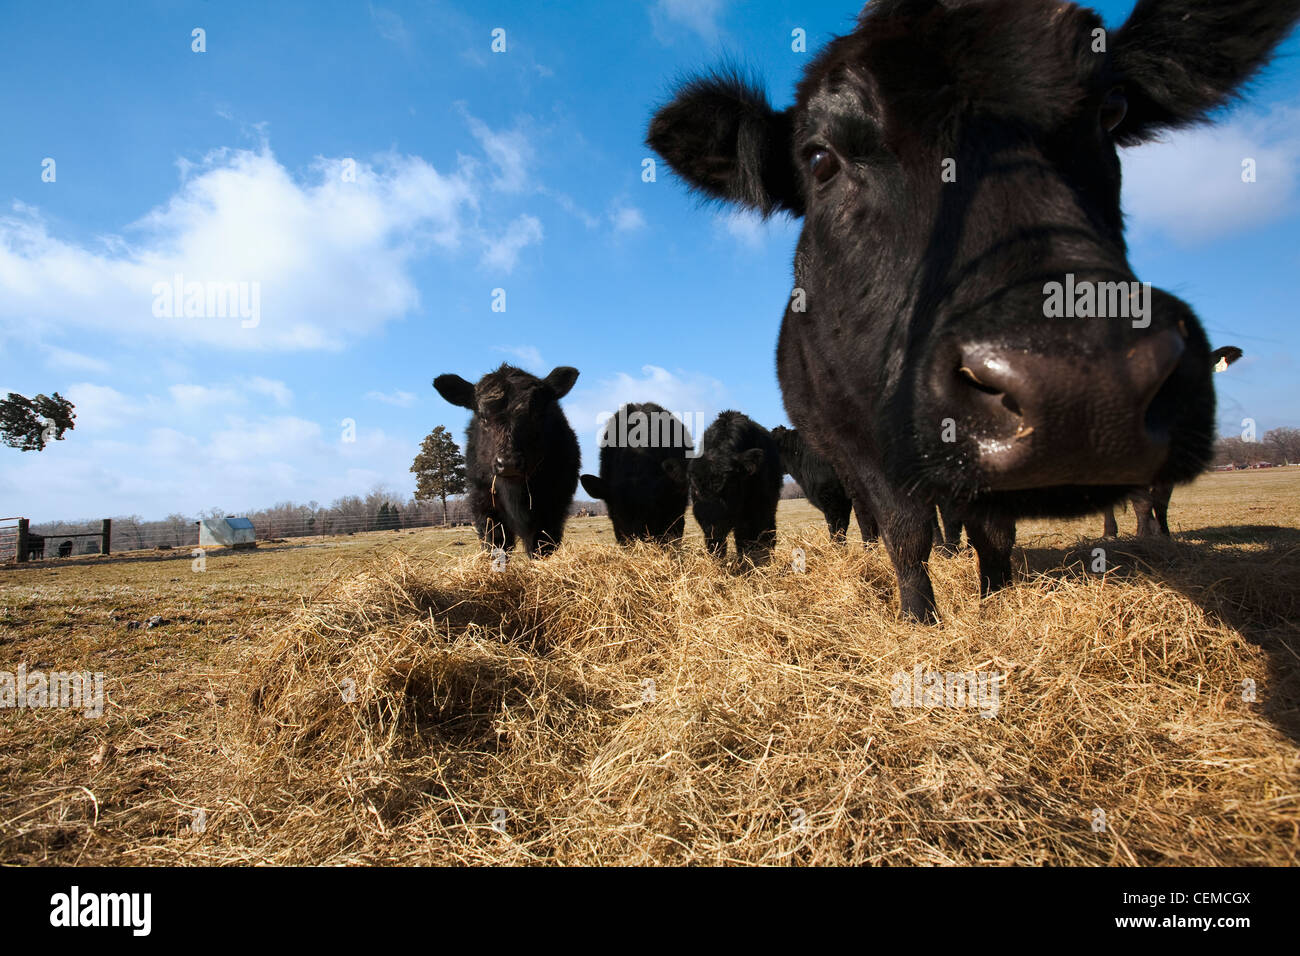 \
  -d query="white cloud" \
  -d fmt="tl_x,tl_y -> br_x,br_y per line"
611,204 -> 647,233
168,377 -> 290,412
714,208 -> 769,248
3,380 -> 416,520
651,0 -> 726,42
564,365 -> 729,481
0,143 -> 512,352
80,377 -> 291,425
43,346 -> 110,374
207,415 -> 323,461
492,345 -> 544,371
1121,102 -> 1300,245
463,112 -> 535,194
64,382 -> 153,432
545,189 -> 601,229
247,377 -> 292,407
369,5 -> 410,47
365,389 -> 417,407
169,383 -> 243,411
483,214 -> 544,272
